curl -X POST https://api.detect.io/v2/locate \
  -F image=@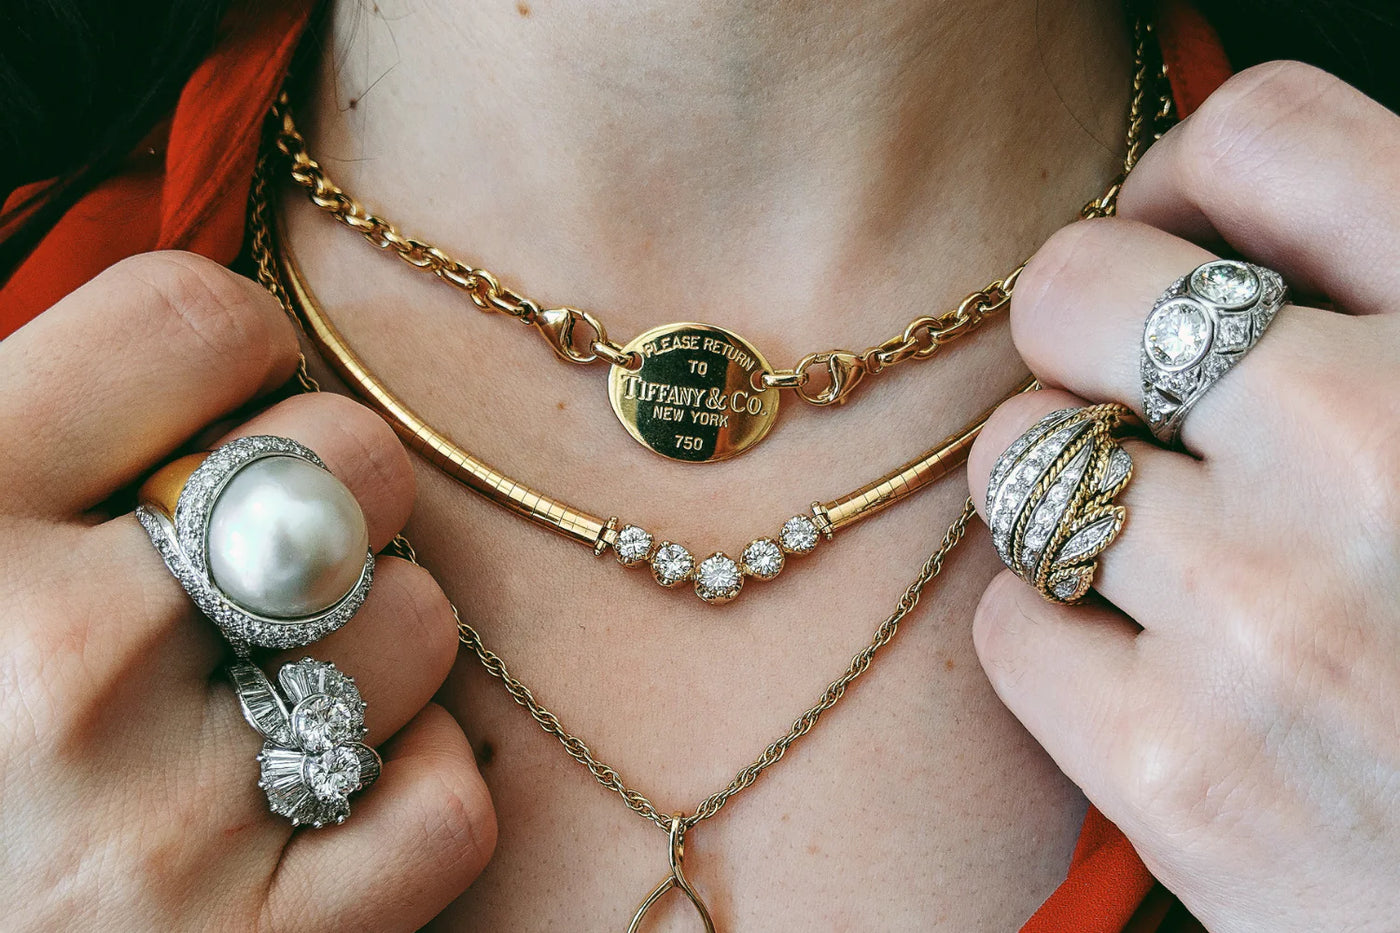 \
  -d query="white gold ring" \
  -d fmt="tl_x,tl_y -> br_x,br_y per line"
230,658 -> 381,828
1140,259 -> 1289,447
137,435 -> 374,653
